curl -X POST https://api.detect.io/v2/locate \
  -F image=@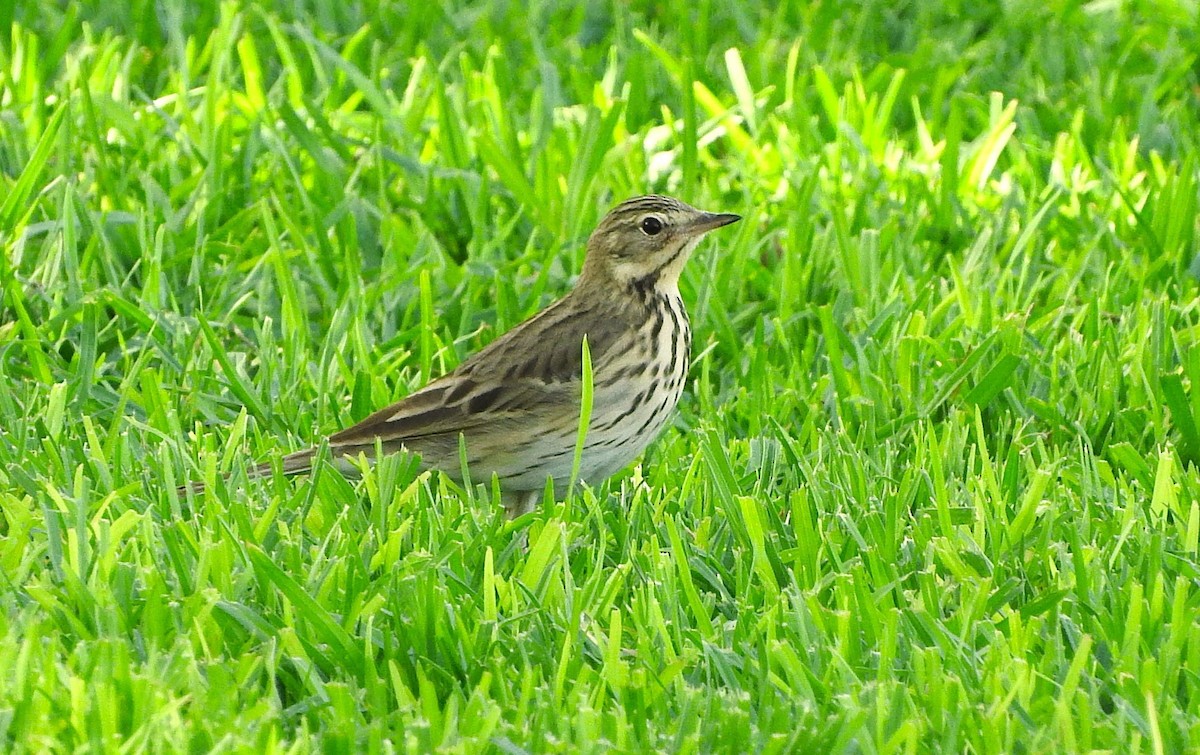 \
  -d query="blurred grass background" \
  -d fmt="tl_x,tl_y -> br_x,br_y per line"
2,0 -> 1200,751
